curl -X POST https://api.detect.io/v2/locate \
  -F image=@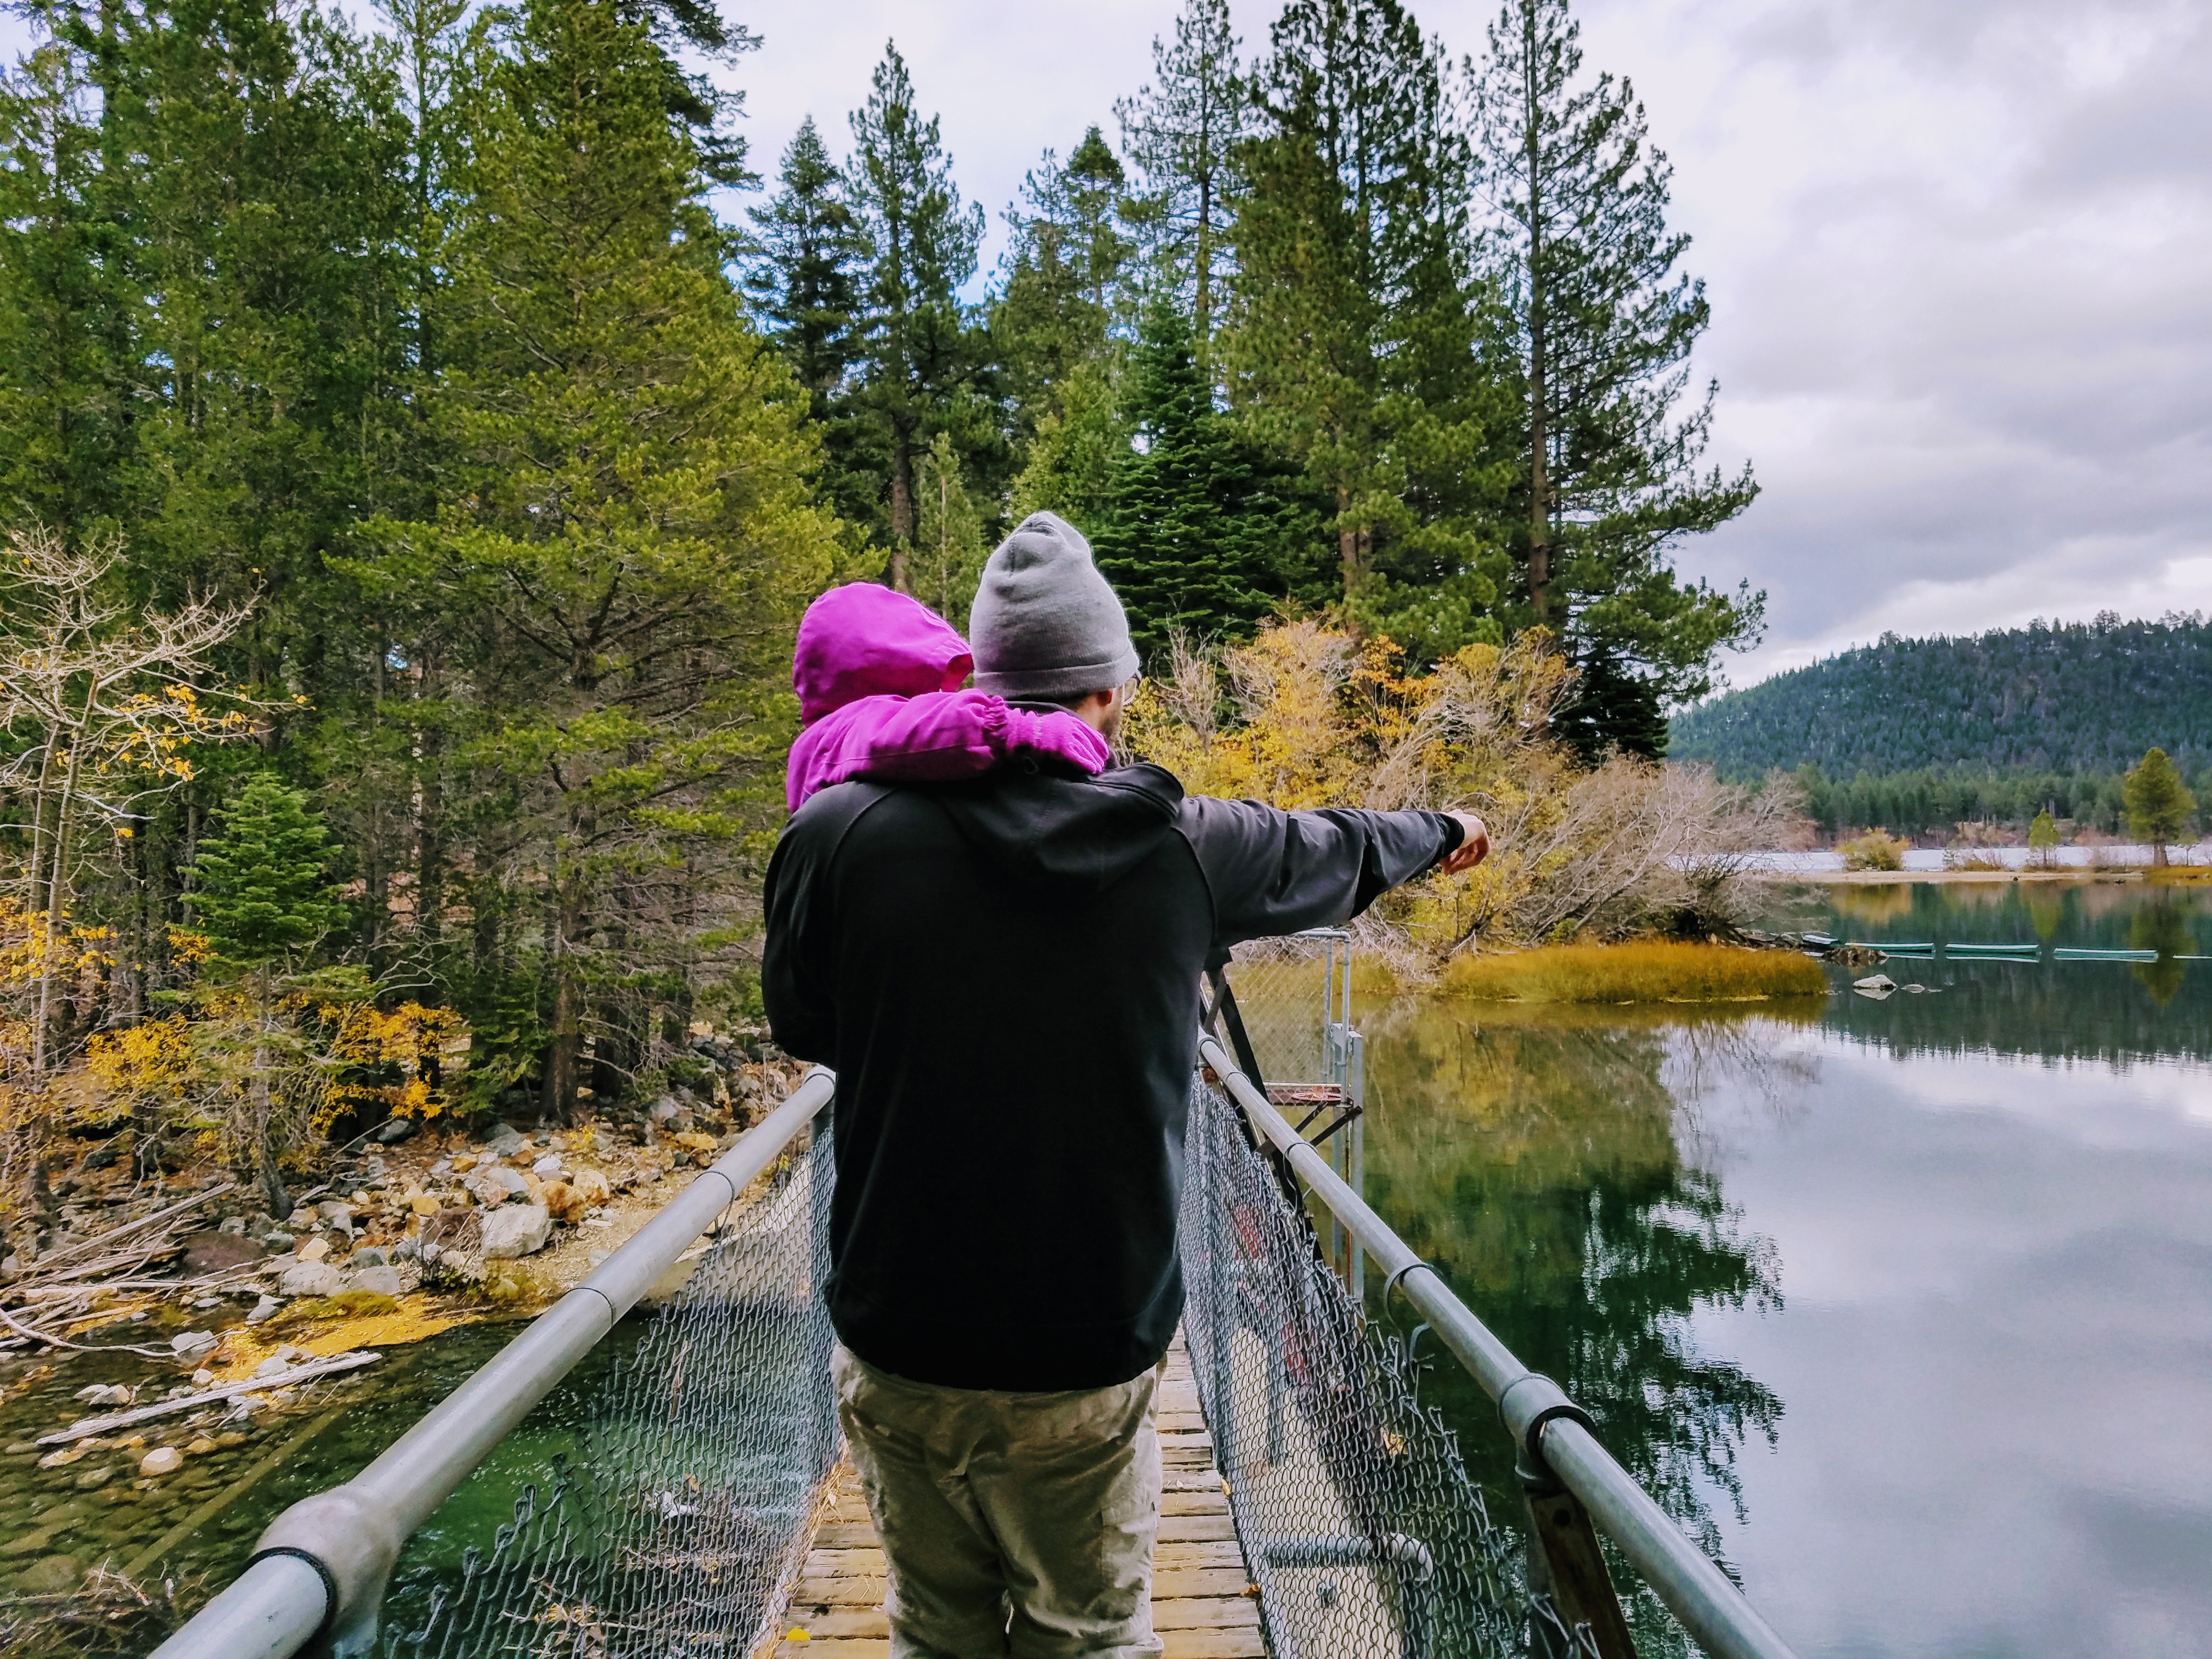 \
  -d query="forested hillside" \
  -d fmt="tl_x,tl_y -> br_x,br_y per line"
0,0 -> 1757,1189
1673,615 -> 2212,778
